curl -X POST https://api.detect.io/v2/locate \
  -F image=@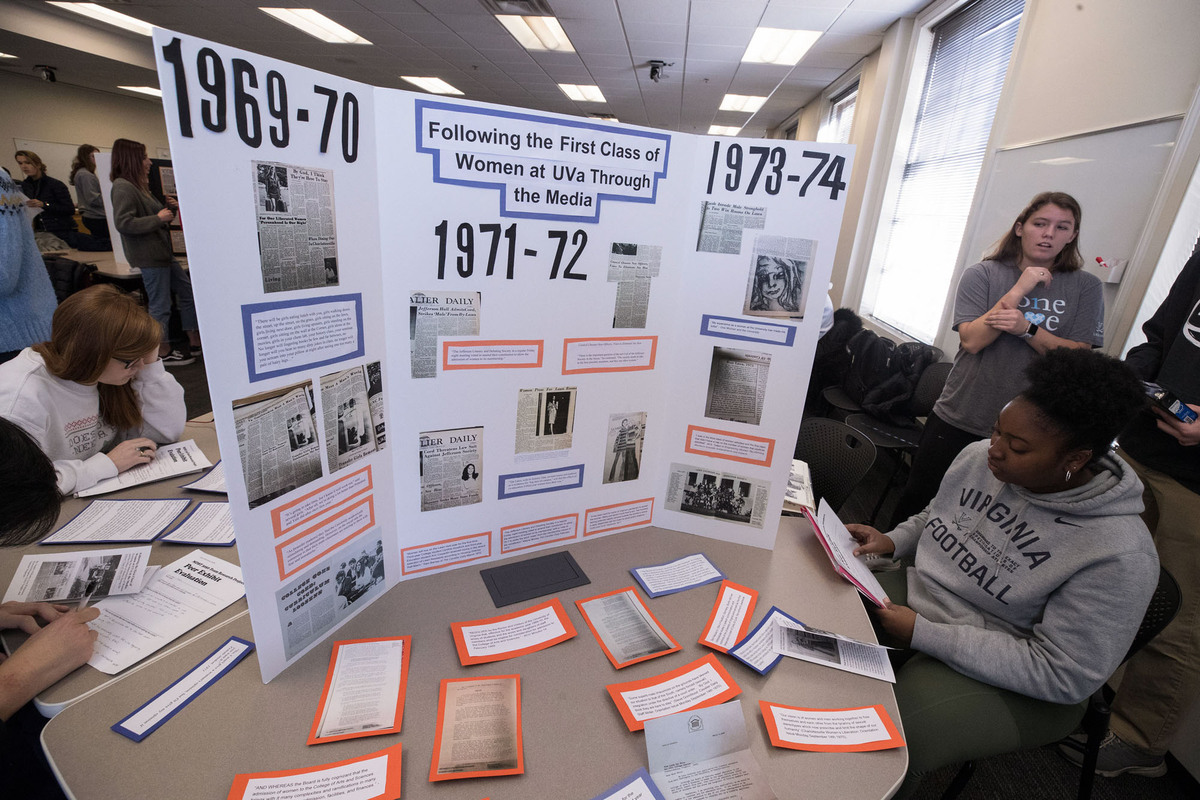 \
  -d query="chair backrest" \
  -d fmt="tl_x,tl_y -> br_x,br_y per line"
1123,567 -> 1181,664
794,418 -> 877,513
910,360 -> 953,417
